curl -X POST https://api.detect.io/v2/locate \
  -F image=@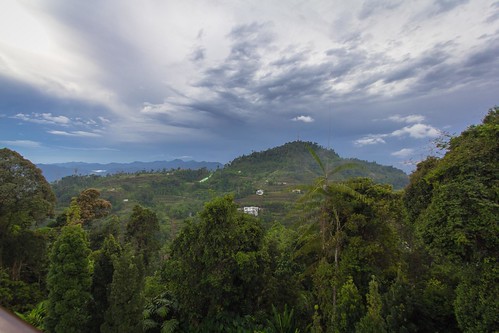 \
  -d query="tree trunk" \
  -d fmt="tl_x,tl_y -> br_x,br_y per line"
11,259 -> 23,281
